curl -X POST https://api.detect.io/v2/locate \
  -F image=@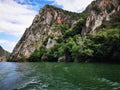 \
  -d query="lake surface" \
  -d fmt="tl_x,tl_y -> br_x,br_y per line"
0,62 -> 120,90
